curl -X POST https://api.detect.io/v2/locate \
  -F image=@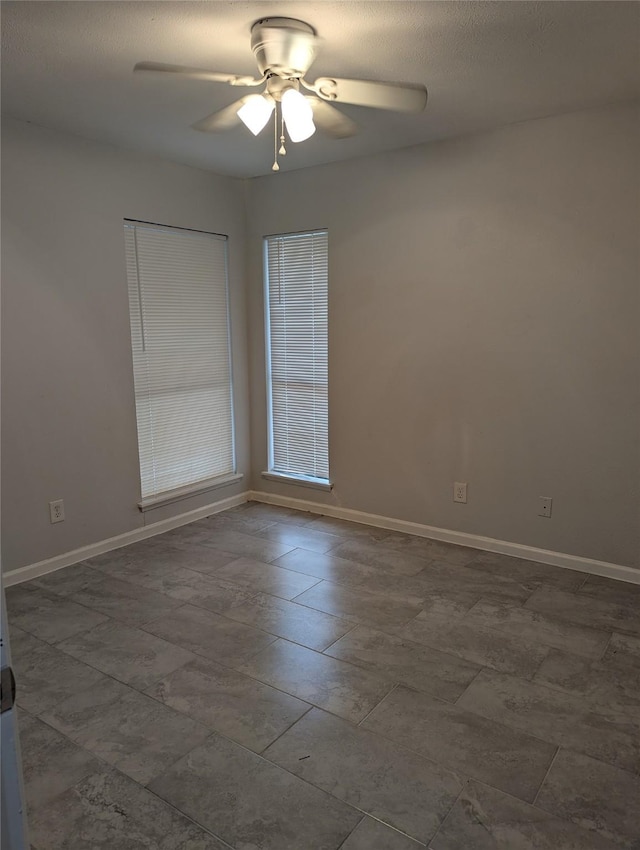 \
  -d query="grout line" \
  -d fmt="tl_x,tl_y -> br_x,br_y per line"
357,683 -> 400,728
334,815 -> 367,850
257,704 -> 314,757
576,574 -> 590,592
596,632 -> 614,663
426,782 -> 466,848
452,665 -> 487,707
527,645 -> 553,682
532,744 -> 560,806
320,623 -> 360,654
